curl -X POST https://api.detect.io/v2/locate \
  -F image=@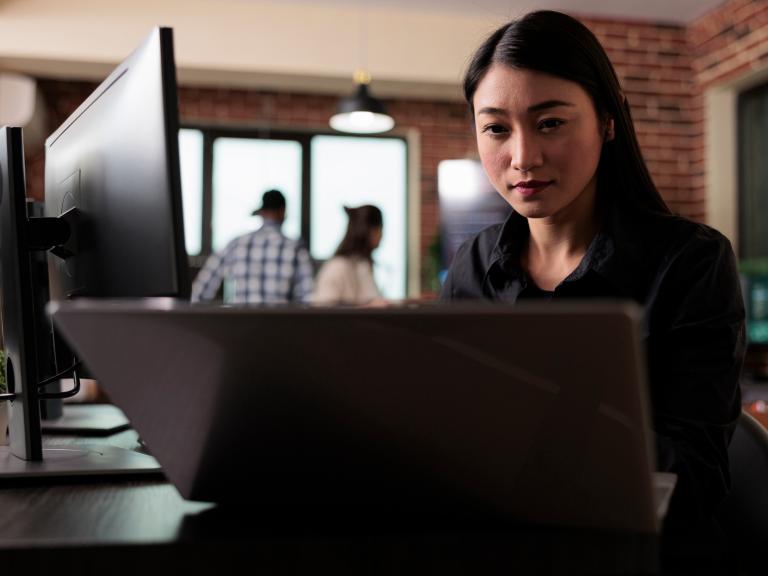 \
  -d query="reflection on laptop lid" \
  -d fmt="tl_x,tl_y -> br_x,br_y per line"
50,299 -> 660,533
